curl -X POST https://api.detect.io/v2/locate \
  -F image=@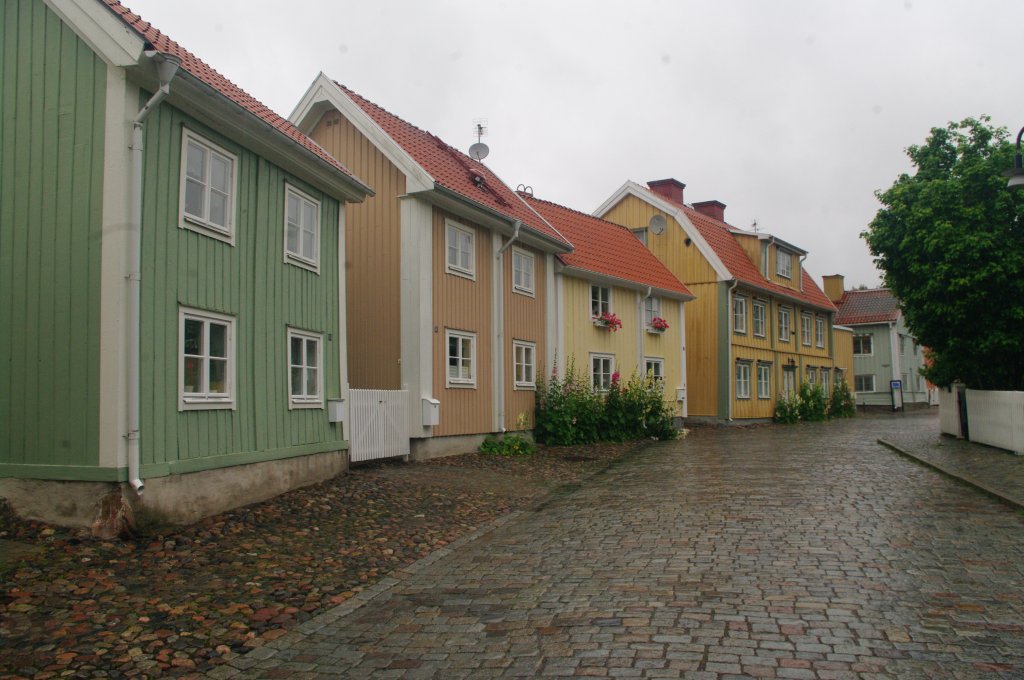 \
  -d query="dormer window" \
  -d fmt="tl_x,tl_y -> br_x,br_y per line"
776,249 -> 793,279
